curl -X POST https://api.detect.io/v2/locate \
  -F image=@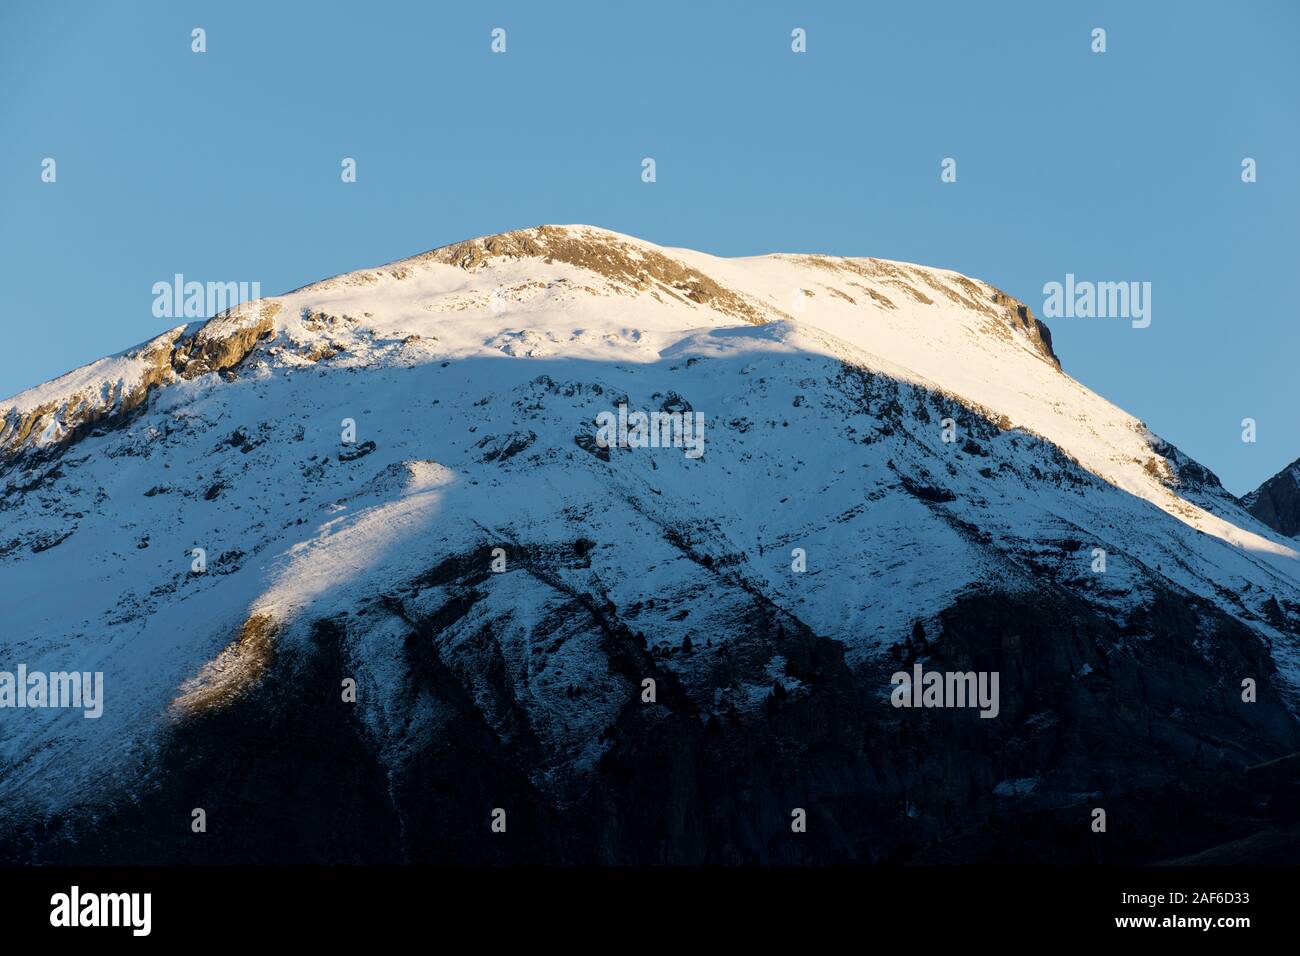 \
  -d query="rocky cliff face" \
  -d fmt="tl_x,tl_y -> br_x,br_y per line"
0,302 -> 281,474
1245,458 -> 1300,539
2,226 -> 1298,864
